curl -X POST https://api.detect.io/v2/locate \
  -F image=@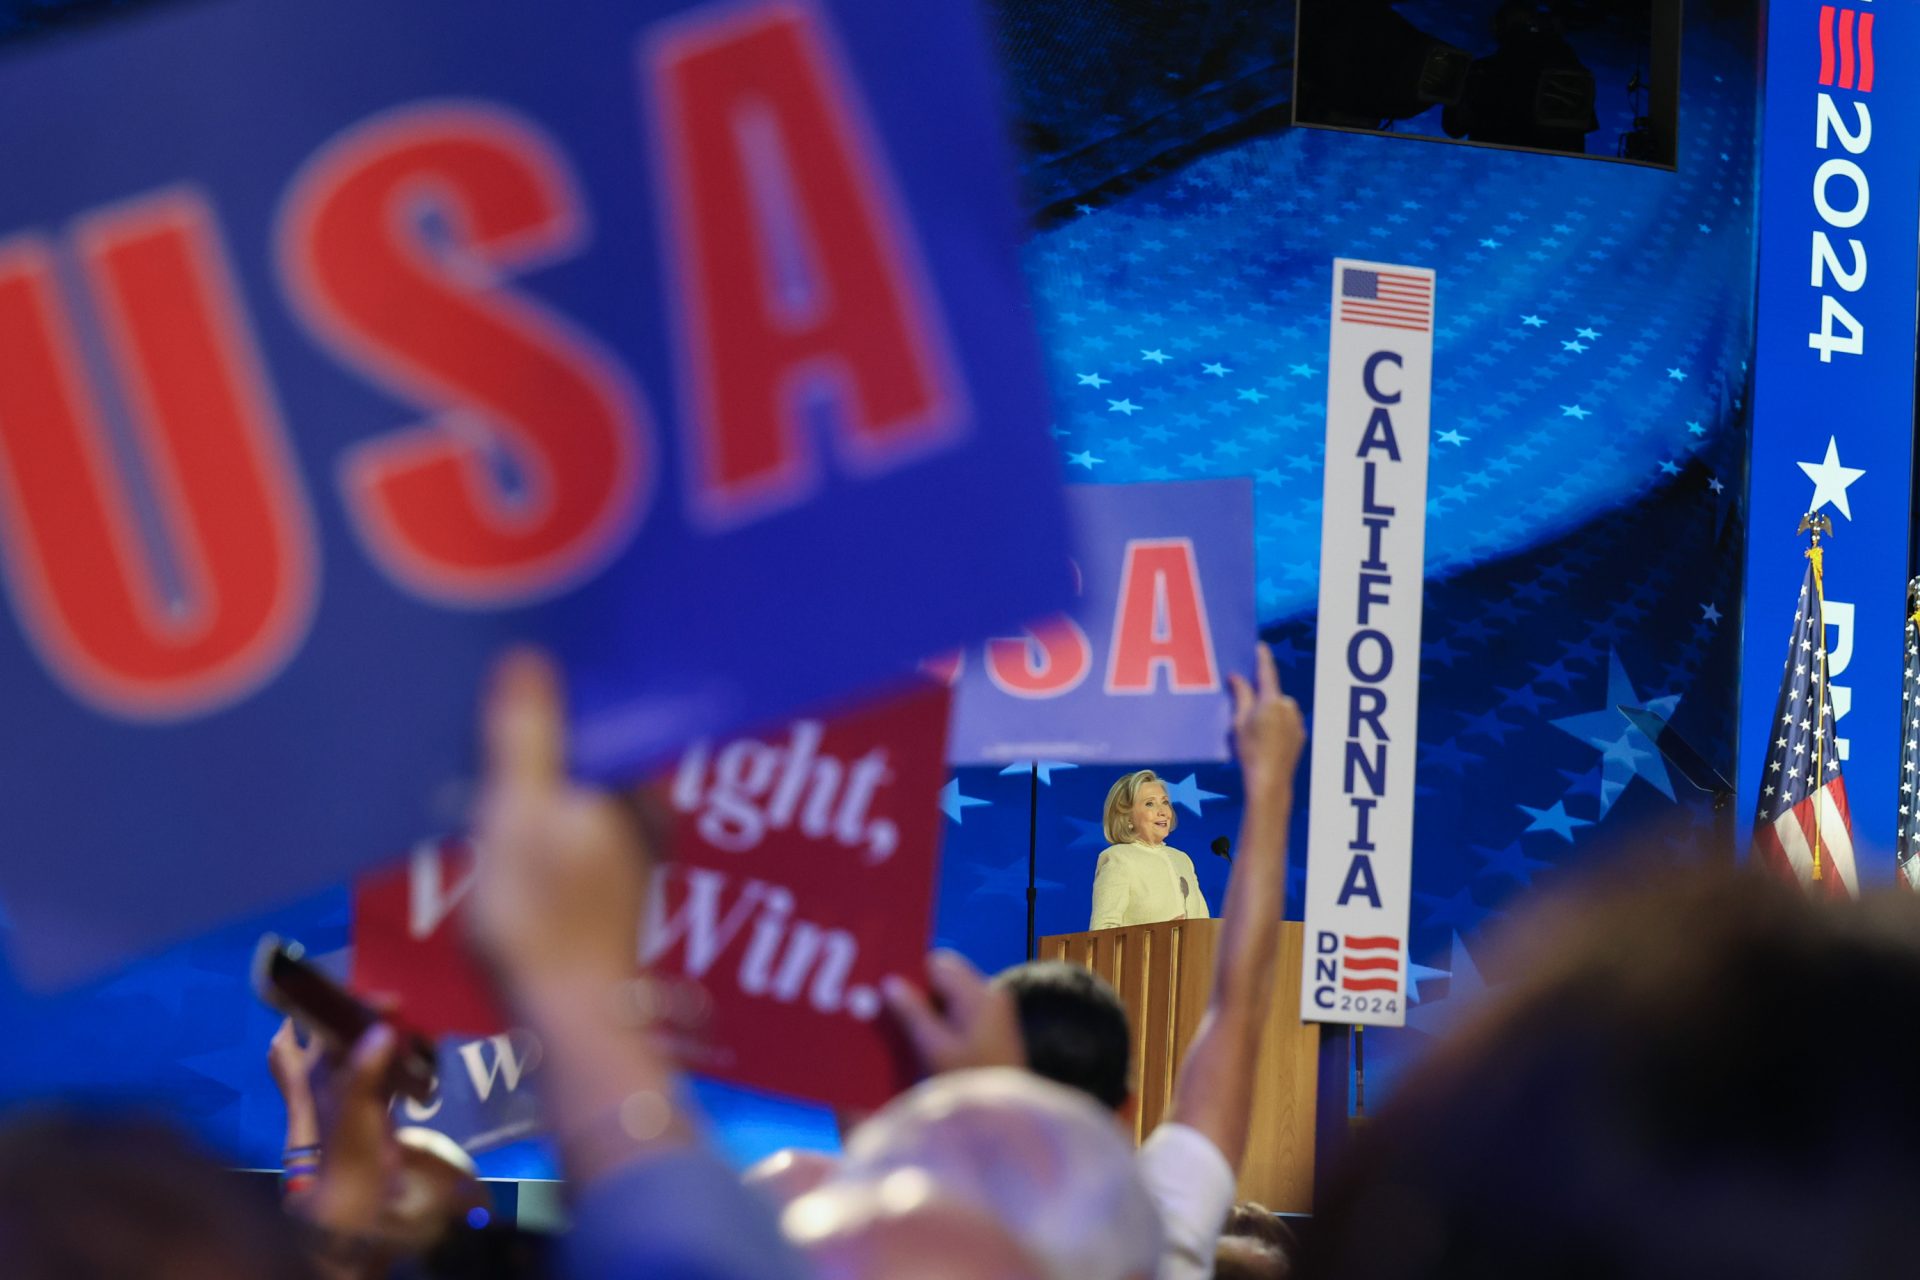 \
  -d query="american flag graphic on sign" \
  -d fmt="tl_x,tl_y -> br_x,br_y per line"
1753,550 -> 1858,897
1341,935 -> 1401,993
1897,581 -> 1920,889
1339,268 -> 1433,333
